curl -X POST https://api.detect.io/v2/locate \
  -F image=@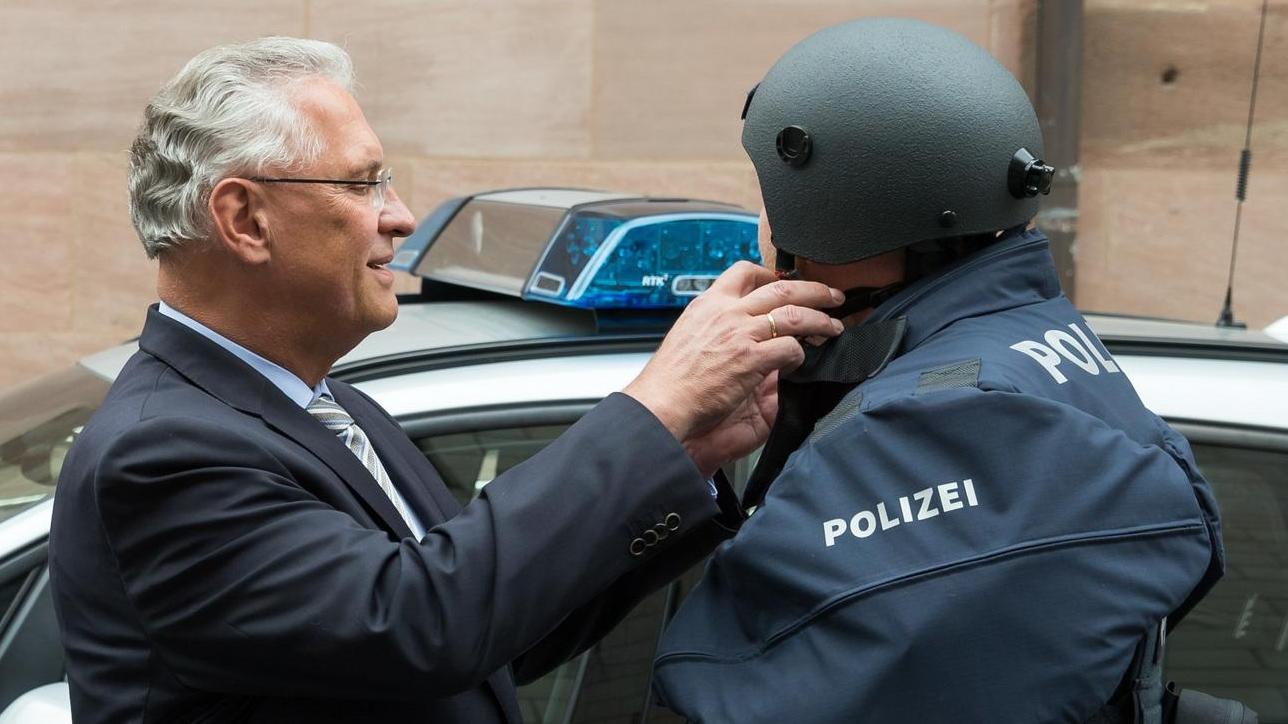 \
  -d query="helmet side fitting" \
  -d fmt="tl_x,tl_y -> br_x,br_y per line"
743,18 -> 1054,285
